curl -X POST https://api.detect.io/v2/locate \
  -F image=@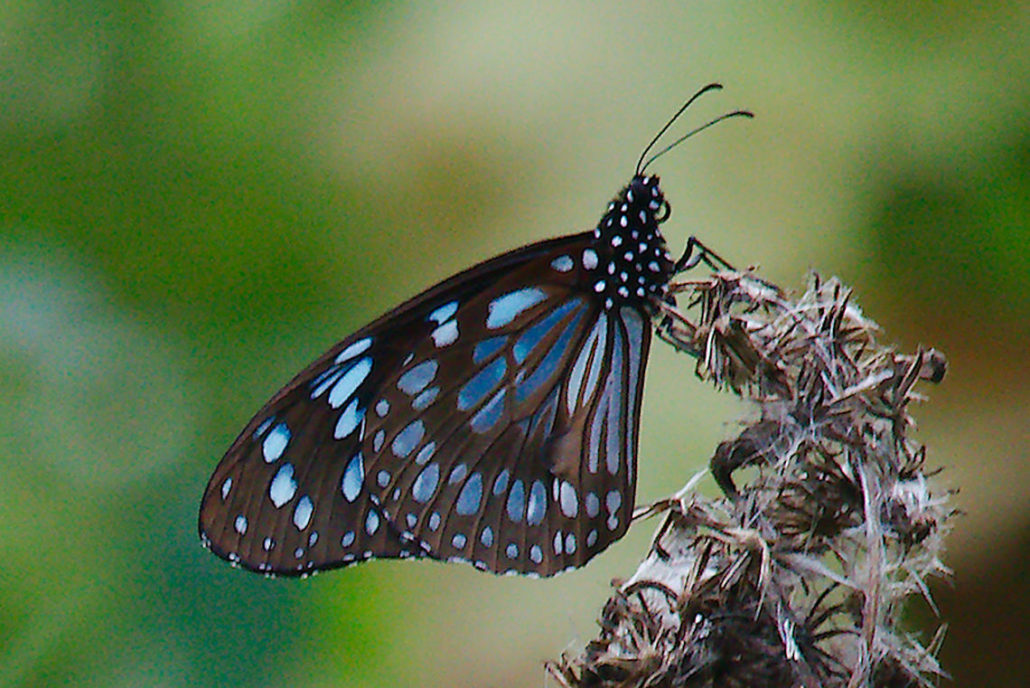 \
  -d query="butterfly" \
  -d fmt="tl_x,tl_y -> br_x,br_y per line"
199,84 -> 751,578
